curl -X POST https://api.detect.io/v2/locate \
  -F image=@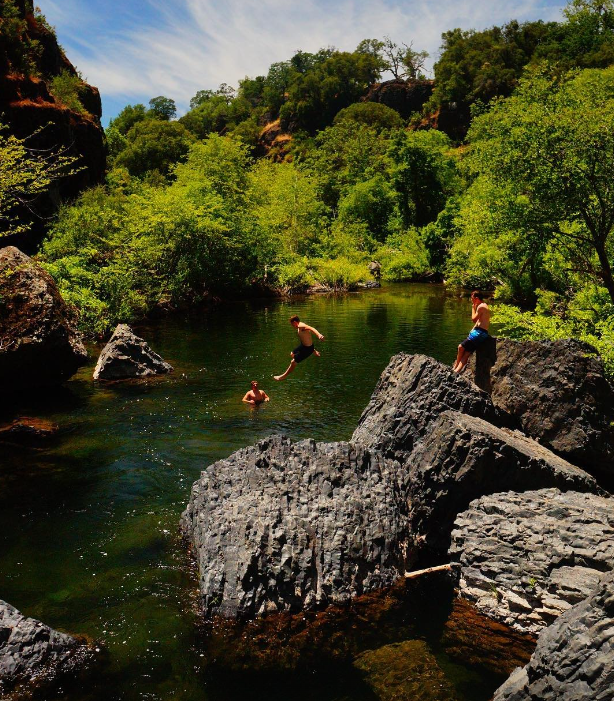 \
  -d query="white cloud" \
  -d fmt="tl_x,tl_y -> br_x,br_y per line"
42,0 -> 566,117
